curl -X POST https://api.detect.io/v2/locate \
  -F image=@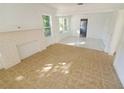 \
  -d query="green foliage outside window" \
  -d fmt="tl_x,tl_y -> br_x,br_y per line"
42,15 -> 51,37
